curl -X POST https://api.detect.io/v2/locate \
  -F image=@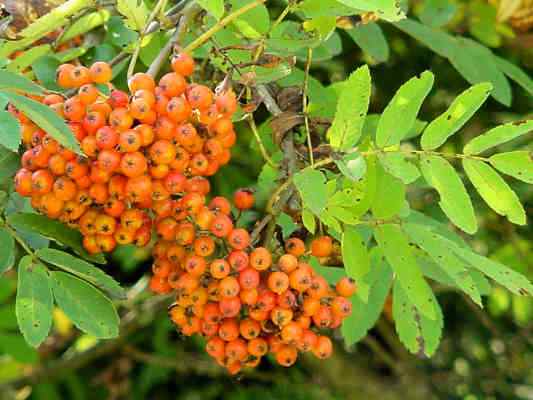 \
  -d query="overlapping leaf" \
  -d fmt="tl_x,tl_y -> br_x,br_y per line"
421,83 -> 492,150
463,159 -> 526,225
420,155 -> 477,234
376,71 -> 434,148
374,224 -> 438,319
